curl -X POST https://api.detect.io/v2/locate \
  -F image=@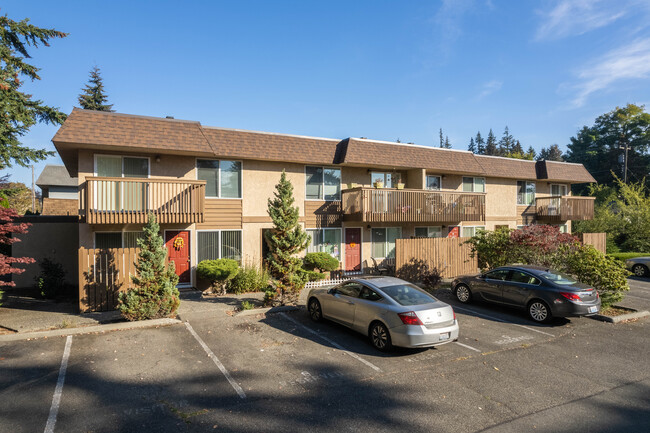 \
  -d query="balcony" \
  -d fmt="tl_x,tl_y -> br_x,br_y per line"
84,177 -> 206,224
342,187 -> 485,223
535,196 -> 595,222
